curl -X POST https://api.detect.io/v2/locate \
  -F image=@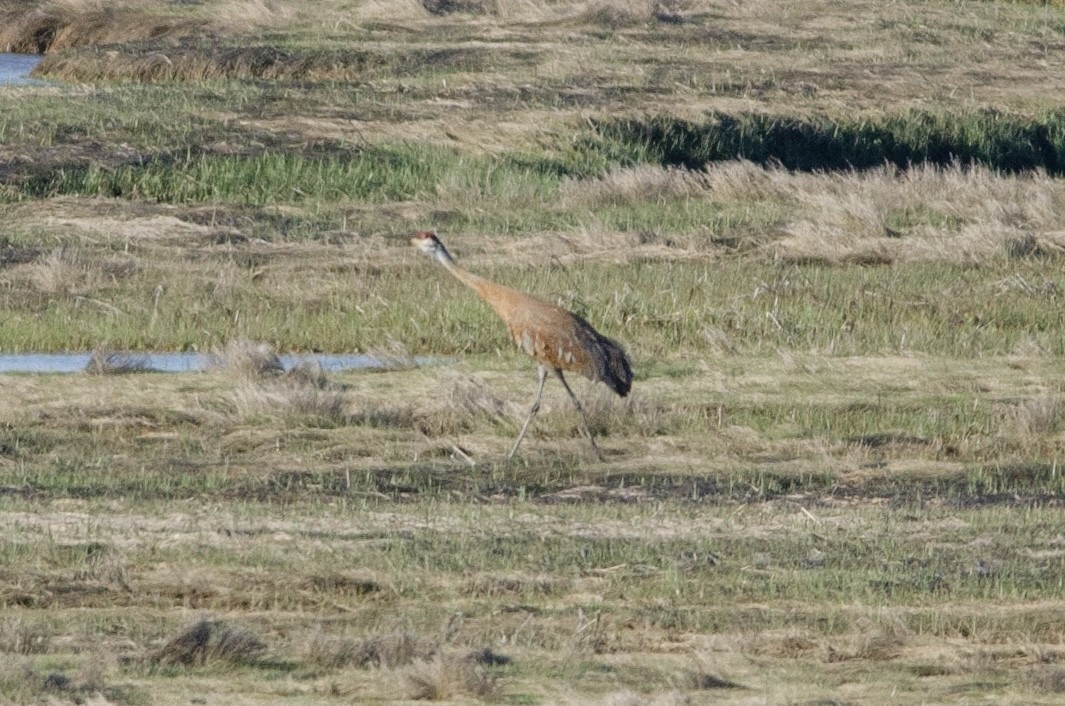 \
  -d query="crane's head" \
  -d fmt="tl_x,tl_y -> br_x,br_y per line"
411,230 -> 451,262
